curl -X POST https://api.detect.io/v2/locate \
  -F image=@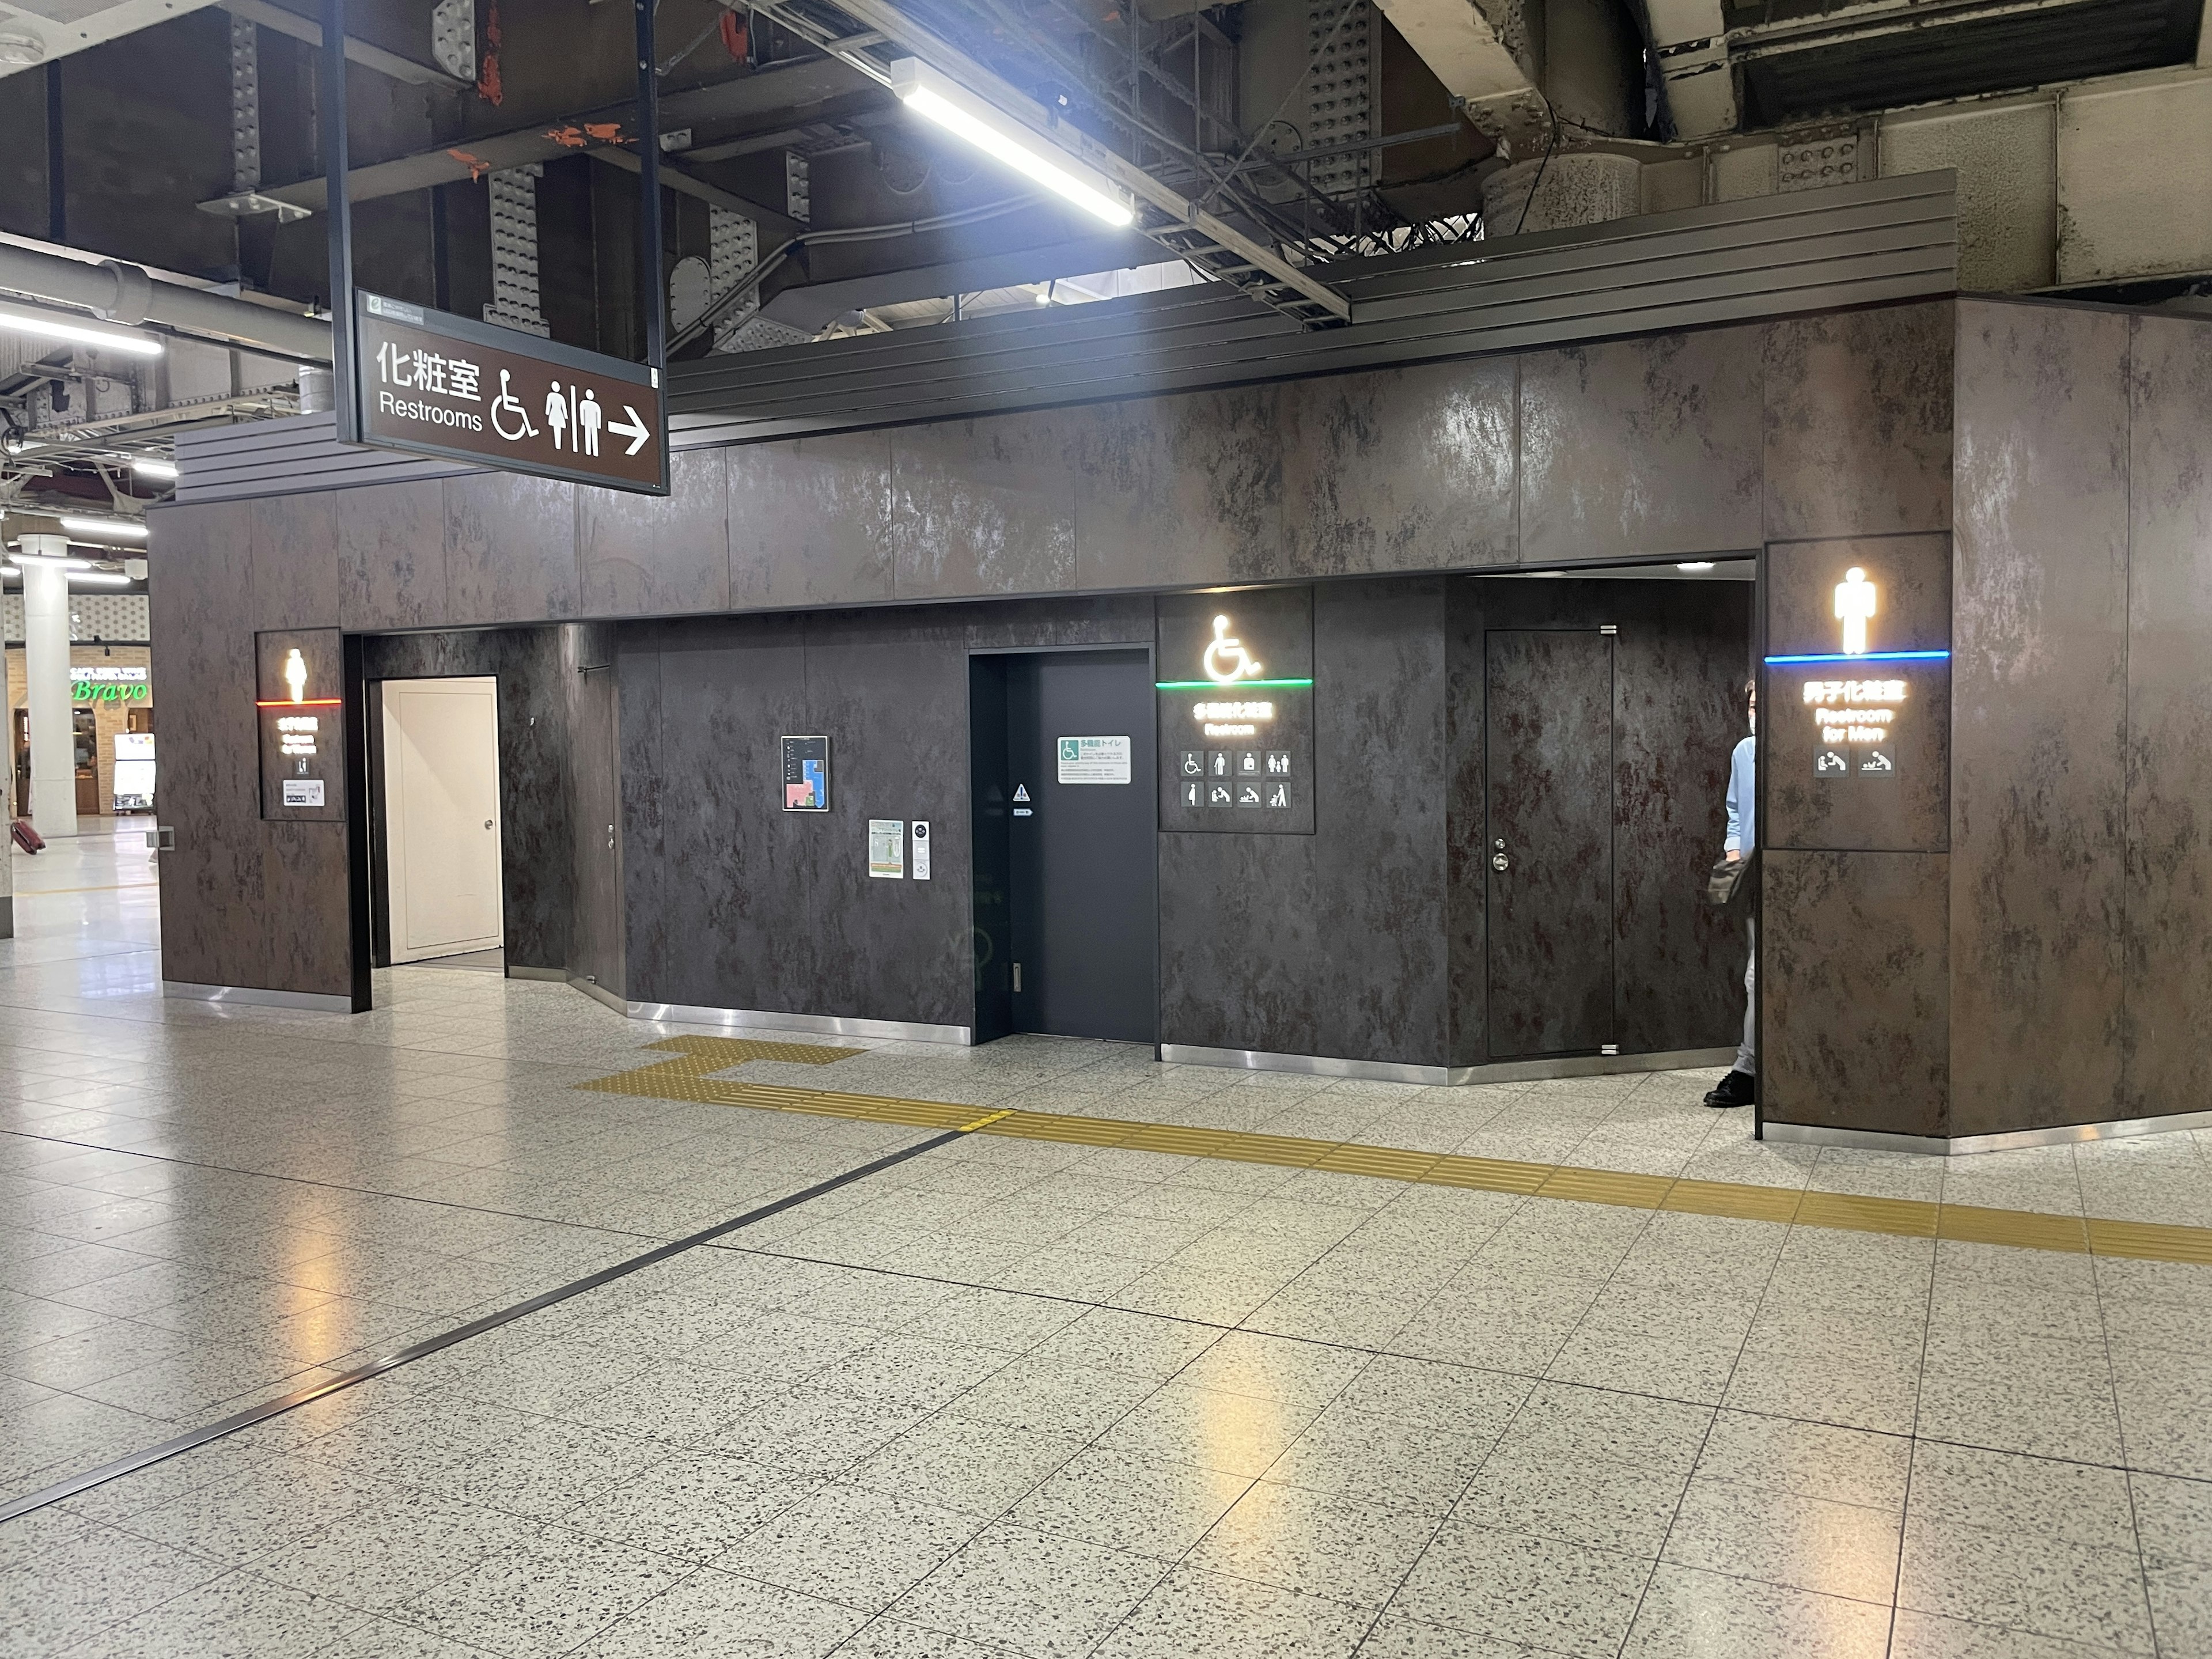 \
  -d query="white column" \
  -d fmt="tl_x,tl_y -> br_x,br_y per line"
20,535 -> 78,840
